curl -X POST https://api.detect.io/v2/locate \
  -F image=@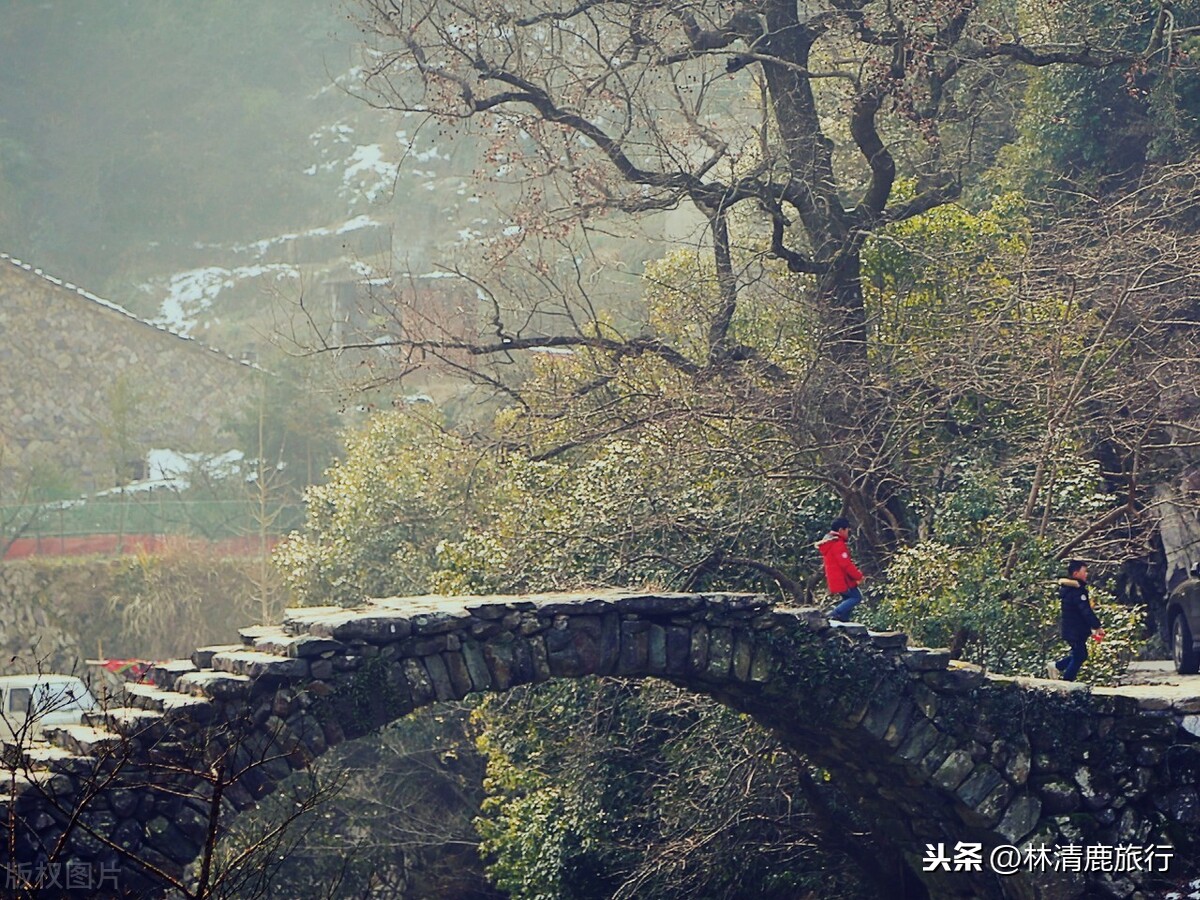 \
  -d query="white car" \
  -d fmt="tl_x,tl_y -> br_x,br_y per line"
0,674 -> 98,742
